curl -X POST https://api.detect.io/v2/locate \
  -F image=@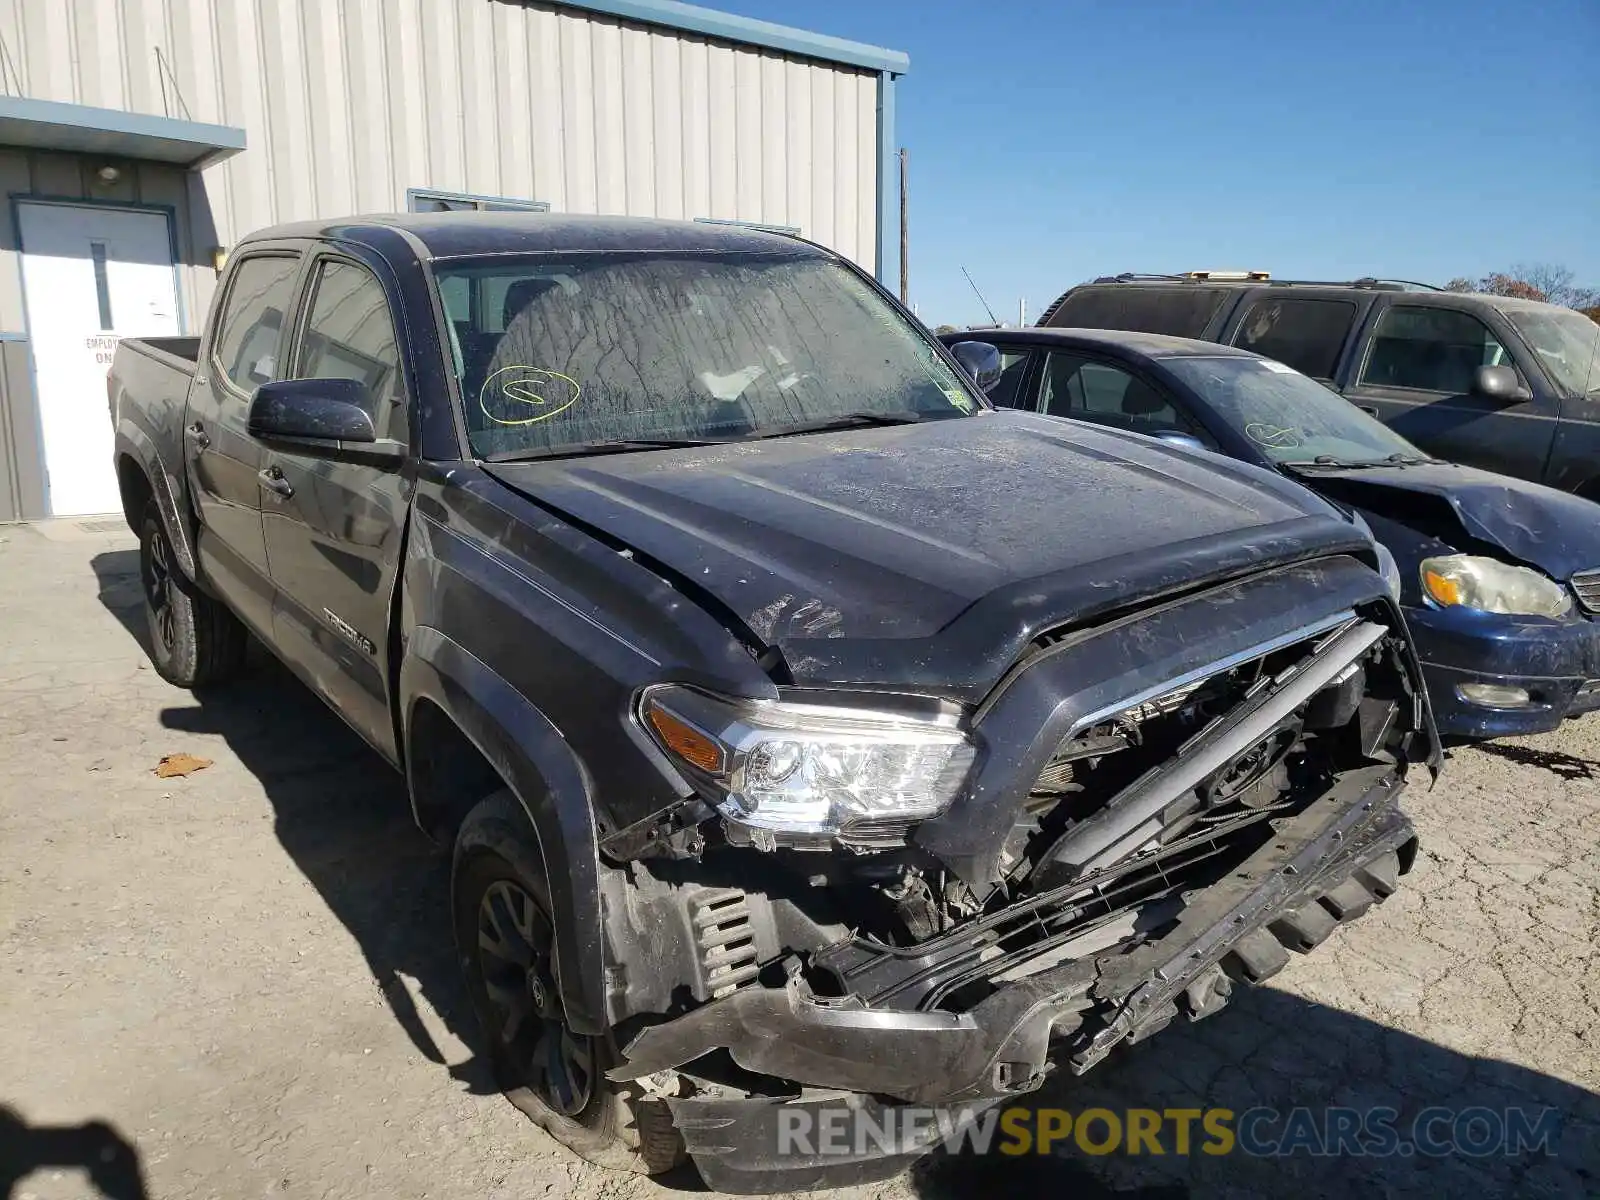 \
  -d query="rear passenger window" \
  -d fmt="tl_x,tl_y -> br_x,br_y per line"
295,260 -> 405,440
1359,306 -> 1514,394
1232,298 -> 1356,379
1044,286 -> 1230,338
213,255 -> 301,393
